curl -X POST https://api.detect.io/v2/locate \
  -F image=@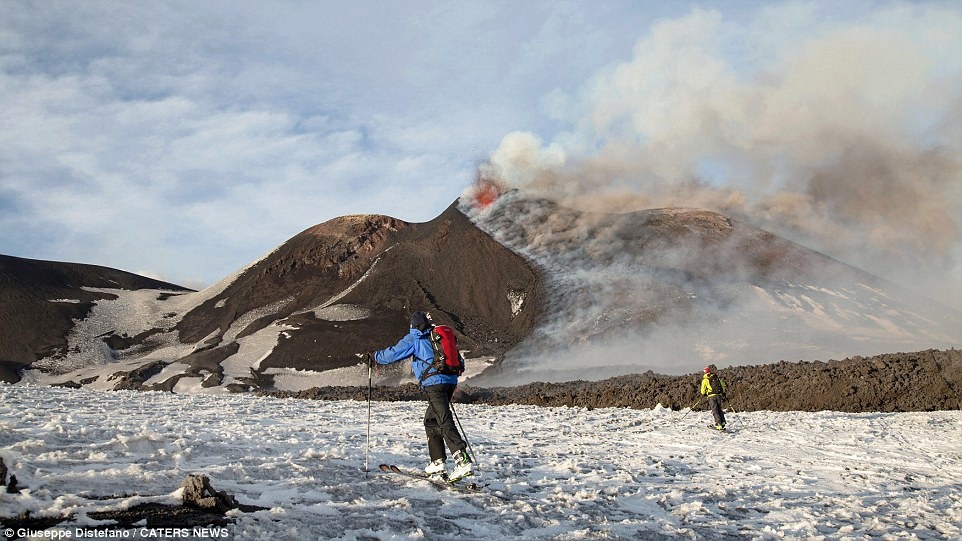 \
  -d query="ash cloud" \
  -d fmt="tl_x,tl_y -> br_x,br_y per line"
463,5 -> 962,383
484,5 -> 962,311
